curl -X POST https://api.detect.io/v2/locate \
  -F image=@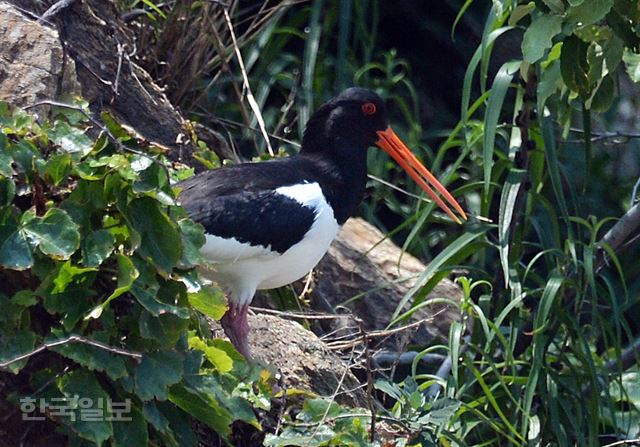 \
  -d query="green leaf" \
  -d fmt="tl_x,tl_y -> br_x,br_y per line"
603,35 -> 624,72
49,121 -> 93,158
587,73 -> 615,111
389,228 -> 487,325
49,330 -> 128,380
0,138 -> 12,177
188,336 -> 233,372
57,368 -> 113,445
0,177 -> 15,206
112,404 -> 149,447
498,169 -> 527,287
0,329 -> 36,373
538,58 -> 562,111
0,224 -> 32,270
81,229 -> 115,267
11,290 -> 37,306
187,286 -> 227,320
134,351 -> 184,401
178,219 -> 205,268
125,197 -> 181,273
522,14 -> 564,63
22,208 -> 80,259
567,0 -> 613,26
130,258 -> 190,318
561,35 -> 591,95
86,254 -> 139,320
483,61 -> 520,196
44,153 -> 73,186
52,260 -> 98,294
168,384 -> 232,440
